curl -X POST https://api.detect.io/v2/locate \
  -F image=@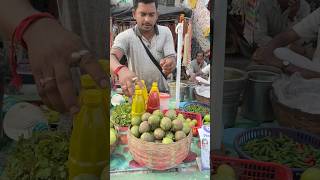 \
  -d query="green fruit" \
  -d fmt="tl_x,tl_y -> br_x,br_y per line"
162,137 -> 173,144
140,132 -> 154,142
172,119 -> 183,131
131,116 -> 142,126
192,119 -> 198,126
177,113 -> 184,119
165,132 -> 174,139
110,119 -> 114,128
300,167 -> 320,180
175,131 -> 186,141
204,114 -> 210,122
139,121 -> 150,134
182,123 -> 191,135
165,110 -> 177,120
154,128 -> 165,140
217,164 -> 236,178
204,121 -> 210,125
148,115 -> 160,130
110,128 -> 117,136
141,112 -> 151,121
152,110 -> 163,119
186,118 -> 191,122
130,125 -> 140,138
160,117 -> 172,131
189,121 -> 195,128
177,114 -> 185,122
110,131 -> 117,145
